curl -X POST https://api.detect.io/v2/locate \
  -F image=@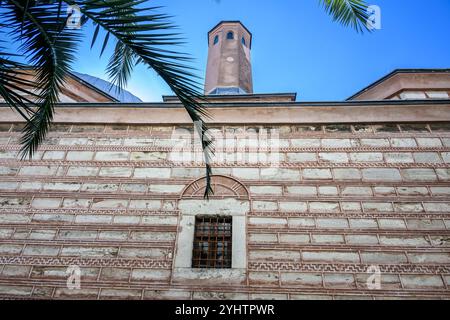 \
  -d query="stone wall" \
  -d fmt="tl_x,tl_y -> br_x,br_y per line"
0,122 -> 449,299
